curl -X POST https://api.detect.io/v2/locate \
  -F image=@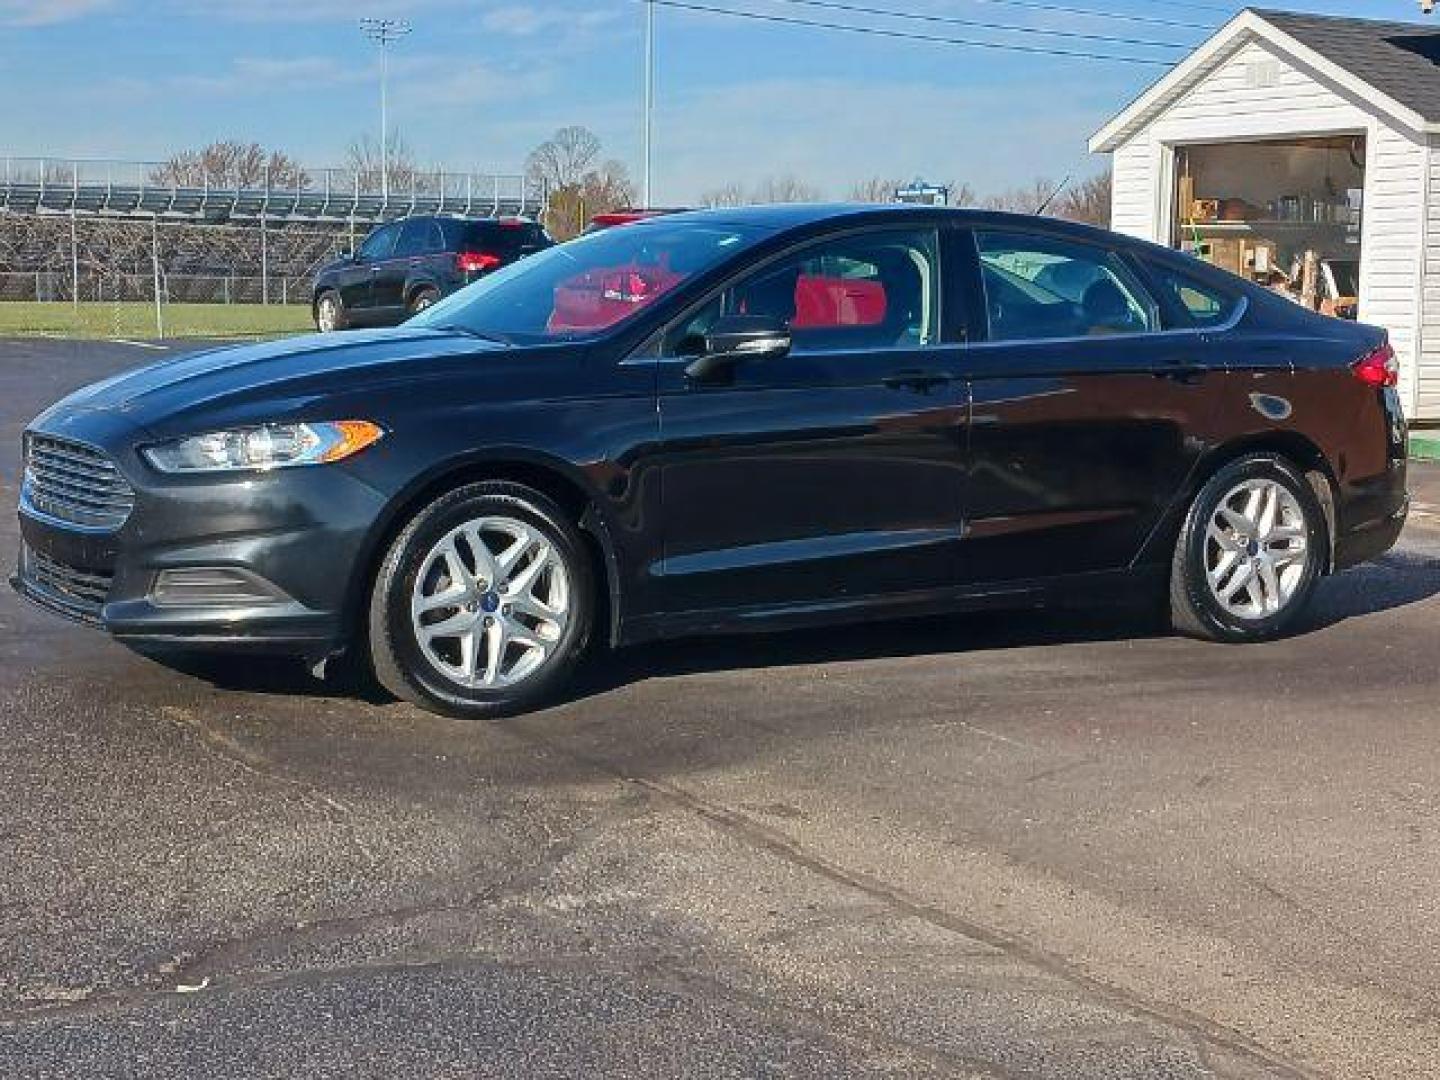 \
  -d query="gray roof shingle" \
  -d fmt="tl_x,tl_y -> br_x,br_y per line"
1254,9 -> 1440,122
